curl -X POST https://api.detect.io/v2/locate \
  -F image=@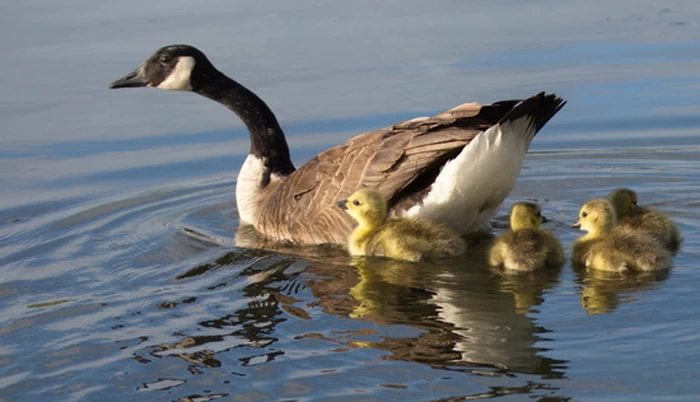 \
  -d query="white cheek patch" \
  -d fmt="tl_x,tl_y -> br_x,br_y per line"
157,56 -> 196,91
